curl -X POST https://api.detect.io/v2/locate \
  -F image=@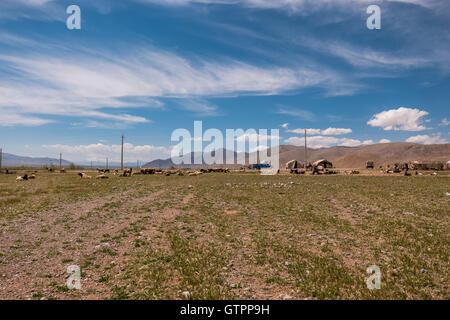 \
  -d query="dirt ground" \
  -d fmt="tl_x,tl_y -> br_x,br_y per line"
0,171 -> 448,300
